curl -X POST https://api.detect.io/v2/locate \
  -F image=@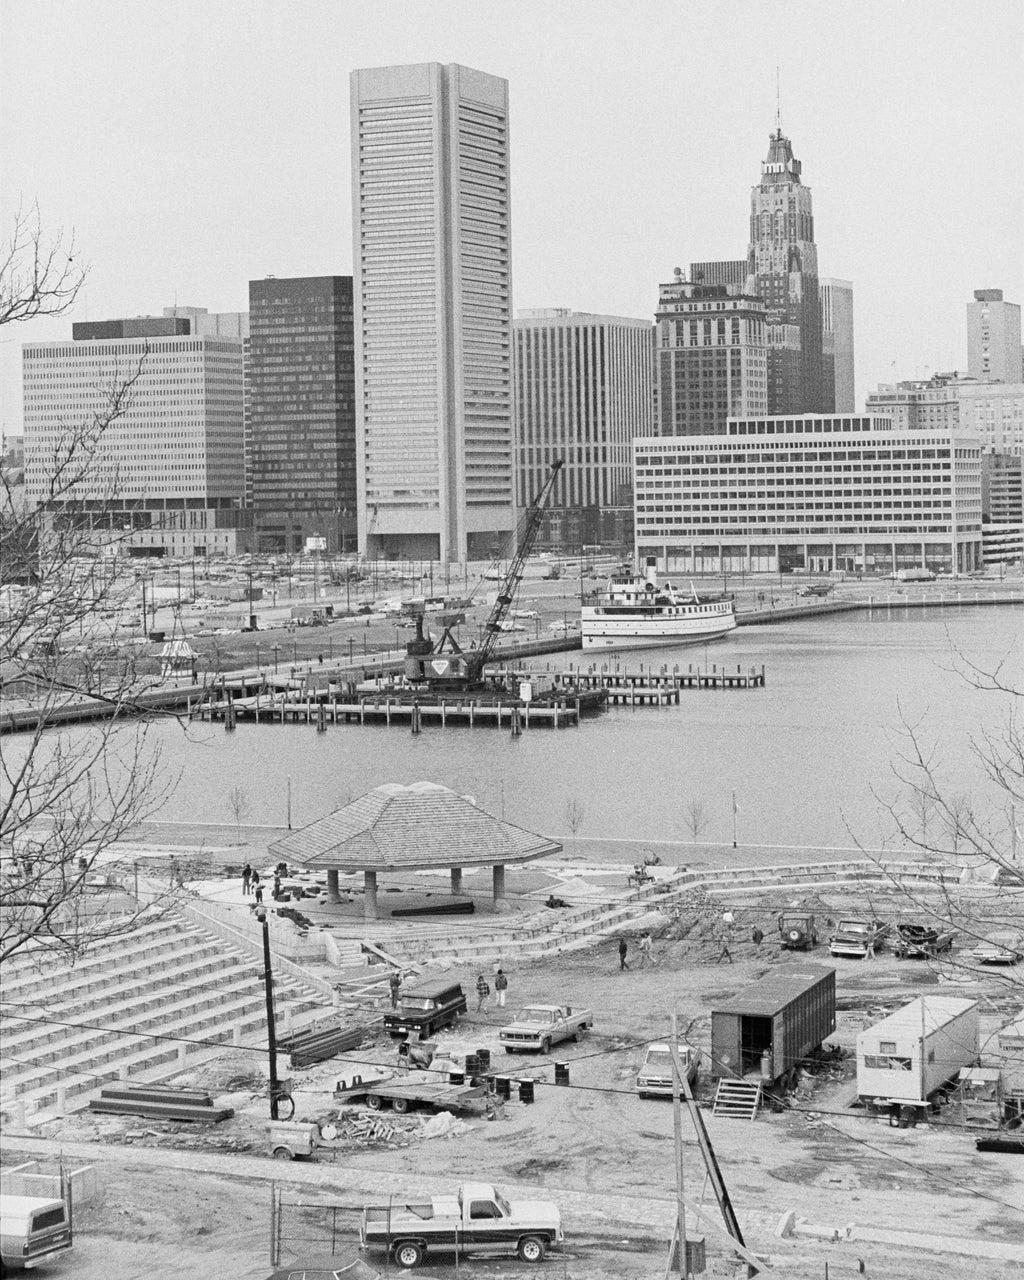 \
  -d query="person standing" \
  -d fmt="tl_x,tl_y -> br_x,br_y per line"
639,932 -> 656,967
241,863 -> 252,896
389,970 -> 401,1009
618,938 -> 629,971
254,880 -> 264,905
494,969 -> 509,1008
475,973 -> 490,1011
